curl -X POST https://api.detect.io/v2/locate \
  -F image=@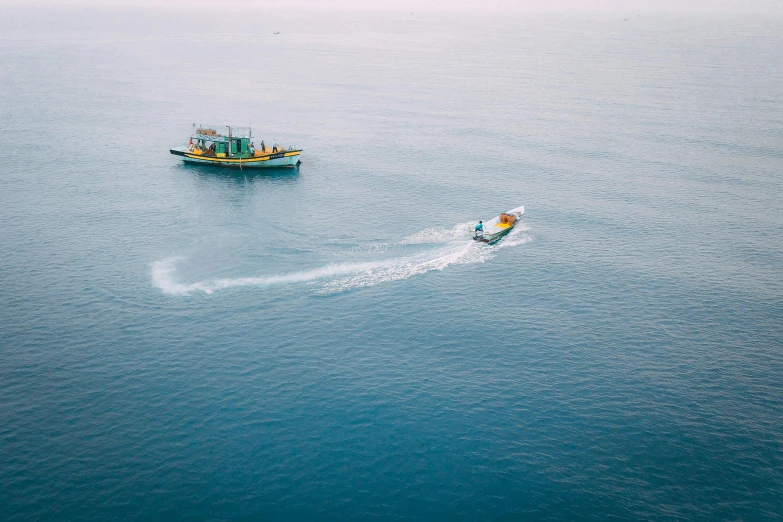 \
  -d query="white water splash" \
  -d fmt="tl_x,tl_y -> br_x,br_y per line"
152,223 -> 530,296
343,222 -> 478,254
398,221 -> 477,245
321,241 -> 479,294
